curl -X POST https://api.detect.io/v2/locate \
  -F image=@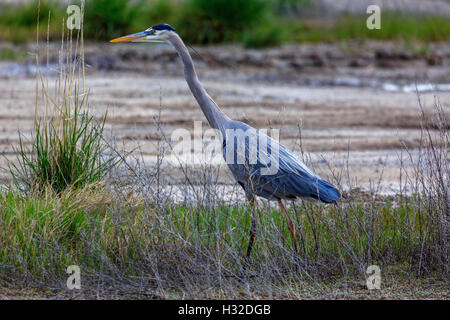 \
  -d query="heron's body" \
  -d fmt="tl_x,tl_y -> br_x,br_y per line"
222,119 -> 340,203
111,24 -> 340,259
